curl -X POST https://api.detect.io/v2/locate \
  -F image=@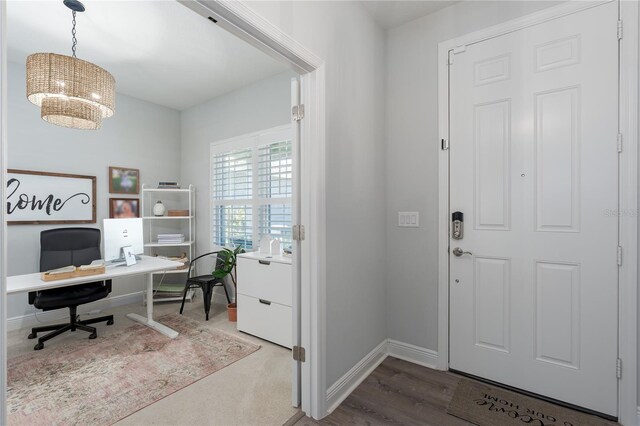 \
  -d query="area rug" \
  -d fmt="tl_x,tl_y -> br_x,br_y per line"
7,314 -> 260,426
447,379 -> 617,426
